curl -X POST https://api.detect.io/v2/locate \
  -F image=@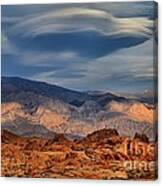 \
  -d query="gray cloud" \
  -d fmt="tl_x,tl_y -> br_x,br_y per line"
1,3 -> 156,93
1,33 -> 18,55
28,38 -> 155,92
7,7 -> 153,39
